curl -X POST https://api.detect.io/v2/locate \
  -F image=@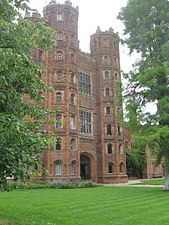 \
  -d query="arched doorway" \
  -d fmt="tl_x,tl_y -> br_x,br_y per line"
80,155 -> 91,180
